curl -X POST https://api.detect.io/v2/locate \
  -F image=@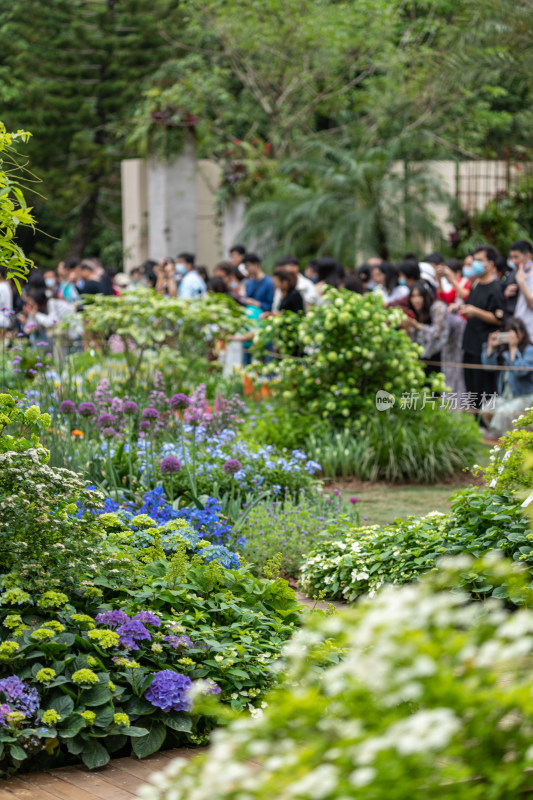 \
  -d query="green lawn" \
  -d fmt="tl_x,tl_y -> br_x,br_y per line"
336,445 -> 492,527
341,480 -> 474,527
